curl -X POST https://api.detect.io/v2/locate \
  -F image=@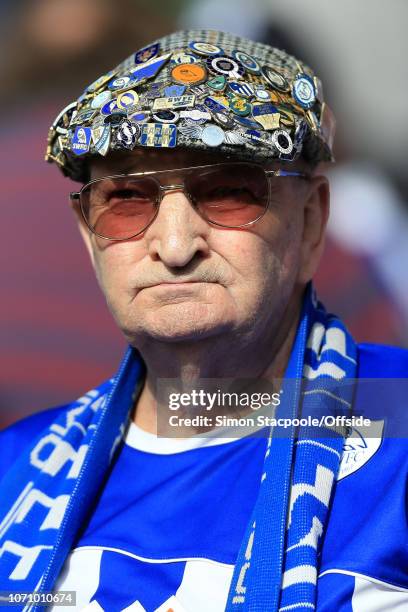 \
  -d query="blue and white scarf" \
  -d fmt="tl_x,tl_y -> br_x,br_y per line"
0,284 -> 357,611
